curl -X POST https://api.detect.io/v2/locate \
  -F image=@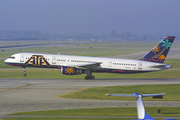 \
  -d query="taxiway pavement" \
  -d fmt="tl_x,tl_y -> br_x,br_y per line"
0,79 -> 180,115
